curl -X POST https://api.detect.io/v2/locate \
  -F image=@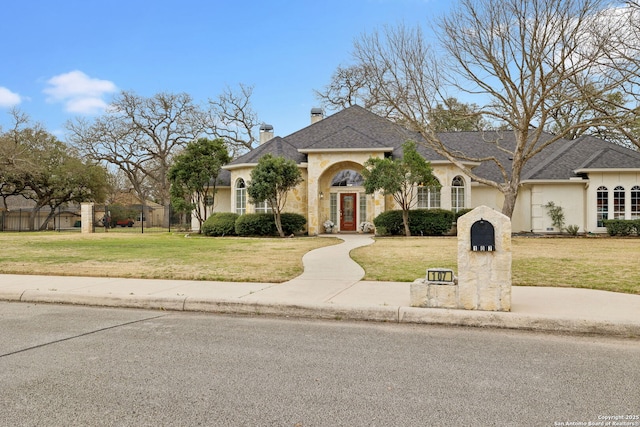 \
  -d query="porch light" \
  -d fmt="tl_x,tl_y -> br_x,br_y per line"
319,192 -> 324,199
